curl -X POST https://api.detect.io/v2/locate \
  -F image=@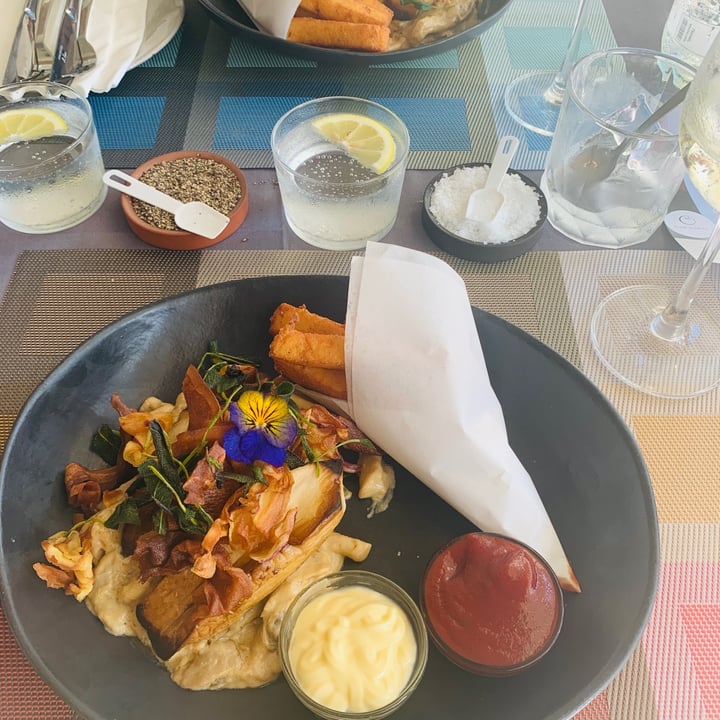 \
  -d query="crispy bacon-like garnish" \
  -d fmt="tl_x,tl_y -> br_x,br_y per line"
227,464 -> 294,553
199,547 -> 254,618
133,529 -> 189,581
182,442 -> 237,517
293,403 -> 377,461
171,422 -> 234,458
33,563 -> 75,591
65,461 -> 131,517
63,394 -> 137,515
191,463 -> 295,579
182,364 -> 221,431
33,528 -> 95,601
